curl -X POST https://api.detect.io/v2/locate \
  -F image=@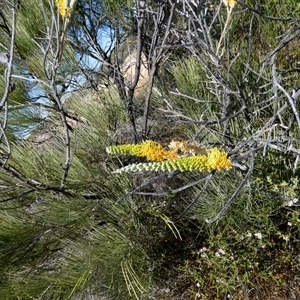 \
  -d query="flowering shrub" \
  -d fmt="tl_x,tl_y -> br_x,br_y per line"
106,140 -> 231,173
